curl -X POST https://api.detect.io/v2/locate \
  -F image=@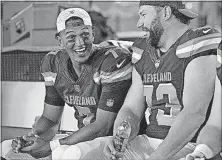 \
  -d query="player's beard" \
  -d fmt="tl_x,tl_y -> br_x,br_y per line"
149,14 -> 164,47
